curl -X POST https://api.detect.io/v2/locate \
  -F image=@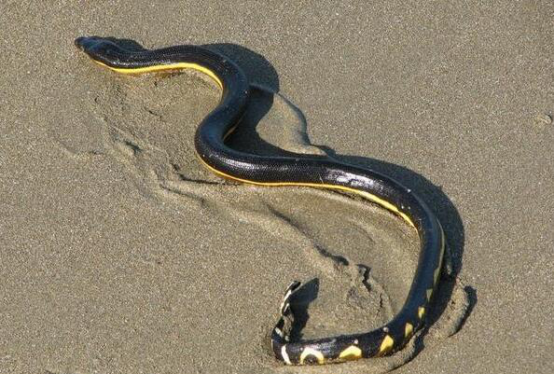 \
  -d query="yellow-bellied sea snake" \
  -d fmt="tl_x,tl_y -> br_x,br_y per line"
75,36 -> 445,365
